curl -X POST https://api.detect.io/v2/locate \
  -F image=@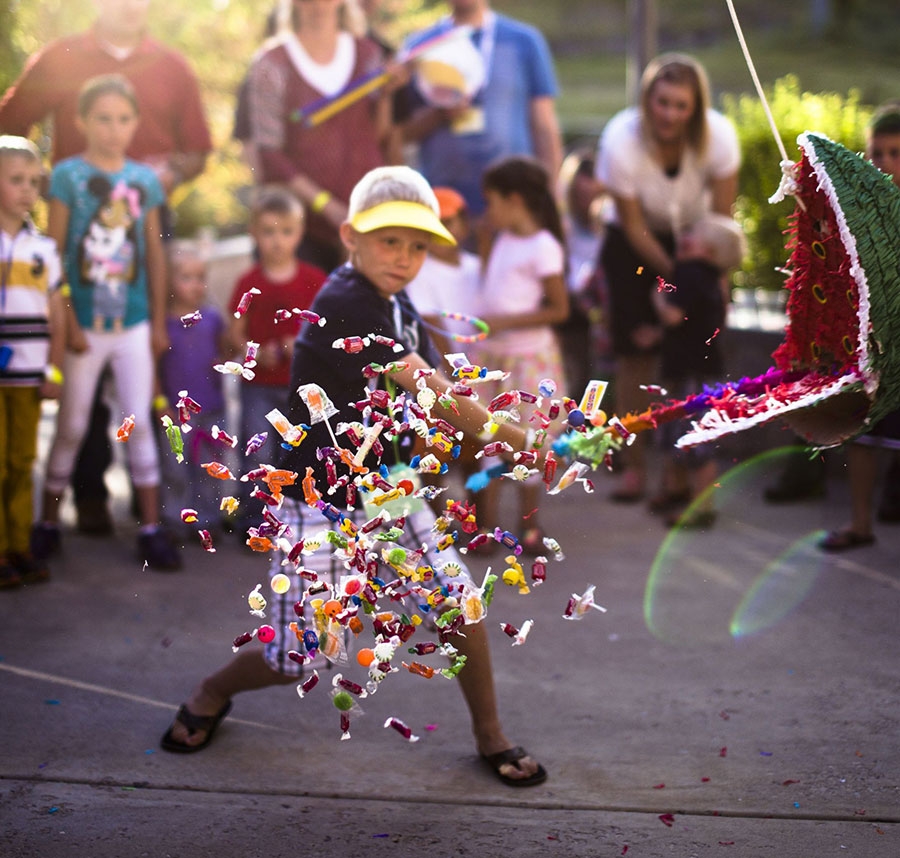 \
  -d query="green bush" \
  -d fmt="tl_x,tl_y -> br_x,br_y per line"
722,76 -> 872,292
